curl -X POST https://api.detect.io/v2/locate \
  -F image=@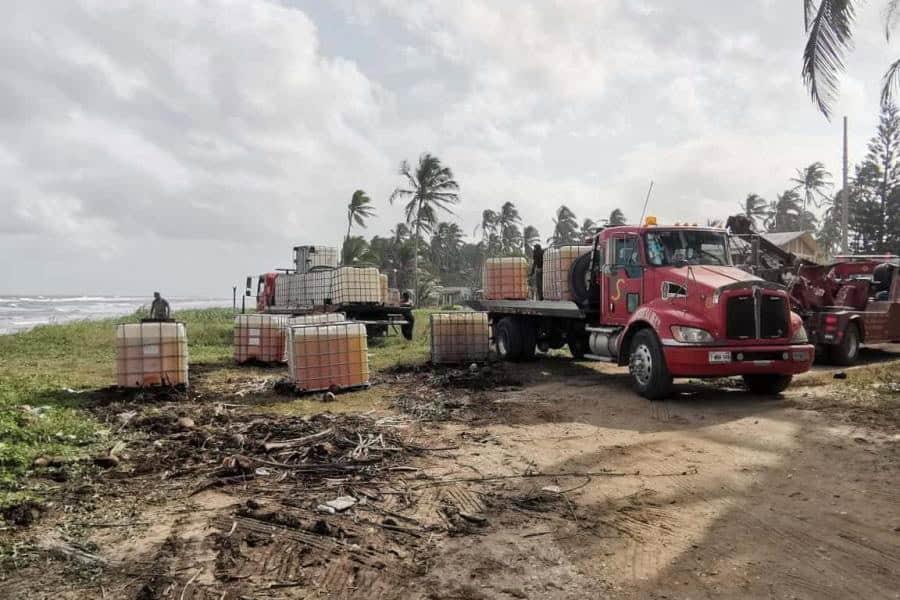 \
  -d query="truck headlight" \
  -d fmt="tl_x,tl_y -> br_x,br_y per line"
790,325 -> 809,343
670,325 -> 714,344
